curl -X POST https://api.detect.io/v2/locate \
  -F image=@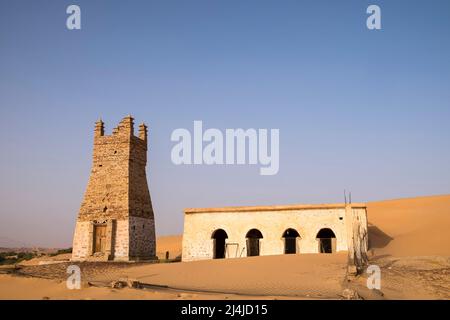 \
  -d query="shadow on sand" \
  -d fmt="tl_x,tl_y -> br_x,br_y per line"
367,223 -> 394,250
